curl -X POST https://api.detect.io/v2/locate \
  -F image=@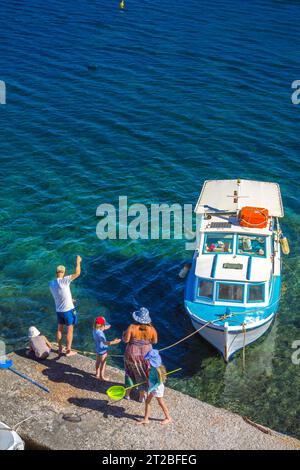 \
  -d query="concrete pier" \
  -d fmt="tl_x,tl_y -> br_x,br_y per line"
1,350 -> 299,450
